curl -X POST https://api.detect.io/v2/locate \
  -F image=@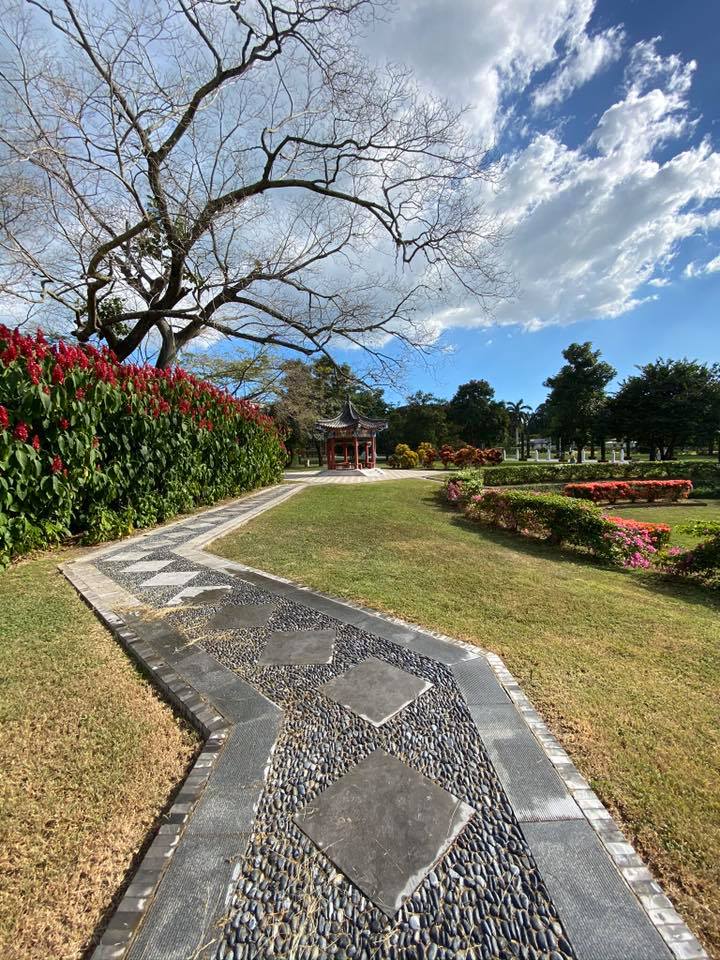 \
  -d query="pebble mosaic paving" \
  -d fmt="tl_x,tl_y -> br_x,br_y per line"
76,488 -> 698,960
